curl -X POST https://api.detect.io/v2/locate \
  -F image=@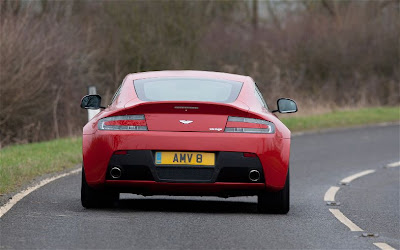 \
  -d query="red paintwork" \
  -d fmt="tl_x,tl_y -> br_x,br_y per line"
82,70 -> 291,193
146,113 -> 227,132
